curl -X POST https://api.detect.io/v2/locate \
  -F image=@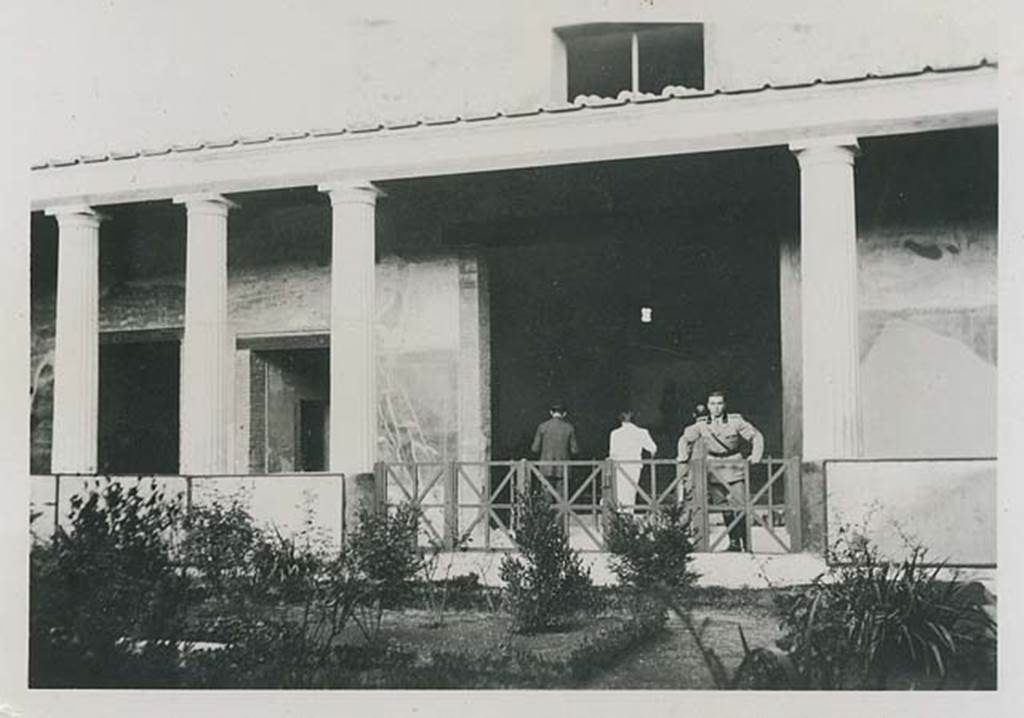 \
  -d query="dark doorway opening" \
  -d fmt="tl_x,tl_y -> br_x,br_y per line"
250,347 -> 330,473
299,400 -> 328,472
98,339 -> 180,474
487,212 -> 782,464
